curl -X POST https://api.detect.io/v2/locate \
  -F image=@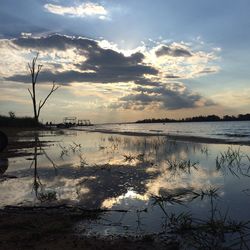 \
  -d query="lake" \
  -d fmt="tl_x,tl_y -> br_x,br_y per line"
1,122 -> 250,248
78,121 -> 250,143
